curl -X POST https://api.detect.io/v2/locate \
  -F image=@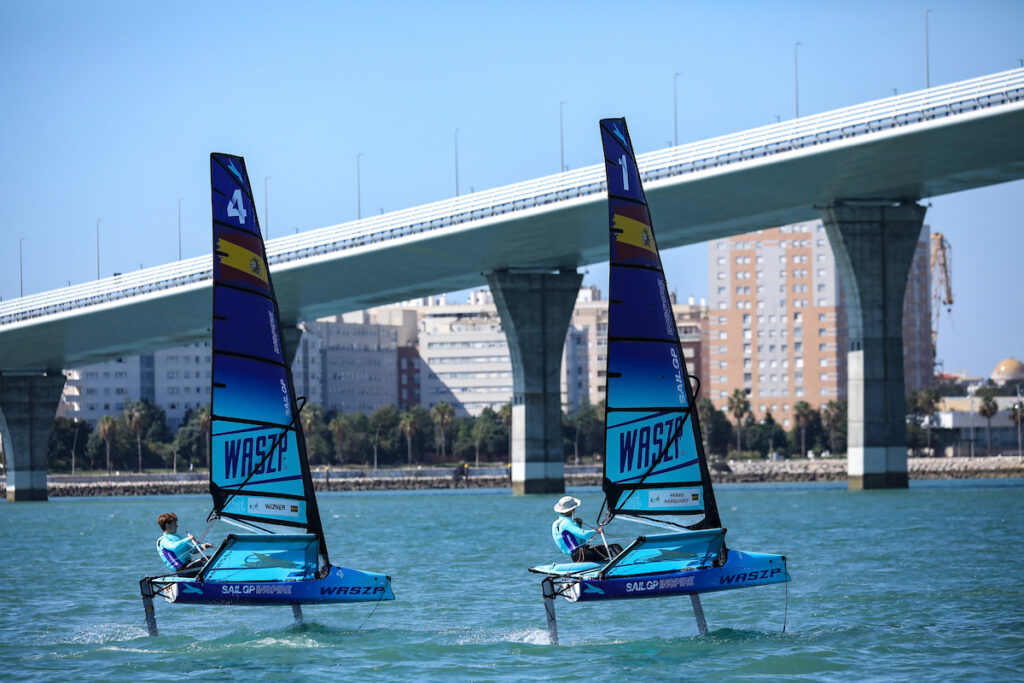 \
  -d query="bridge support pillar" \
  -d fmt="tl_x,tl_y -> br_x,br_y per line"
282,325 -> 302,368
0,373 -> 67,501
487,269 -> 582,495
820,201 -> 926,490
